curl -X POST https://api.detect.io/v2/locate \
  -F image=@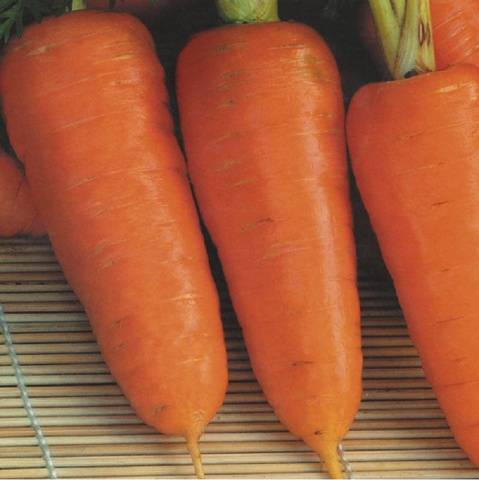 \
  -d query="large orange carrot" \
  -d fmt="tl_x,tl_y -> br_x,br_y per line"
0,148 -> 43,236
0,10 -> 227,475
360,0 -> 479,73
177,1 -> 362,477
347,1 -> 479,465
